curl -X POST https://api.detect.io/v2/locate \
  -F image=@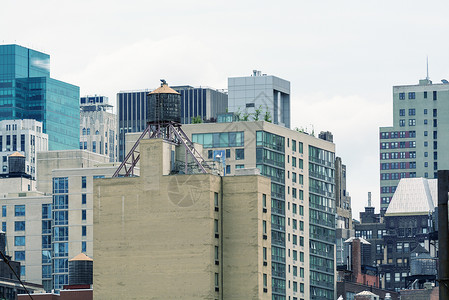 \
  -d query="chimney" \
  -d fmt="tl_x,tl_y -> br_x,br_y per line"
352,238 -> 362,280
